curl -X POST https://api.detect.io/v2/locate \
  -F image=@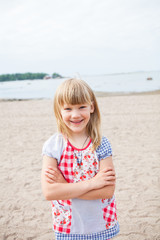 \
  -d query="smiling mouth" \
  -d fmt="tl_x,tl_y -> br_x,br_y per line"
70,120 -> 84,124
